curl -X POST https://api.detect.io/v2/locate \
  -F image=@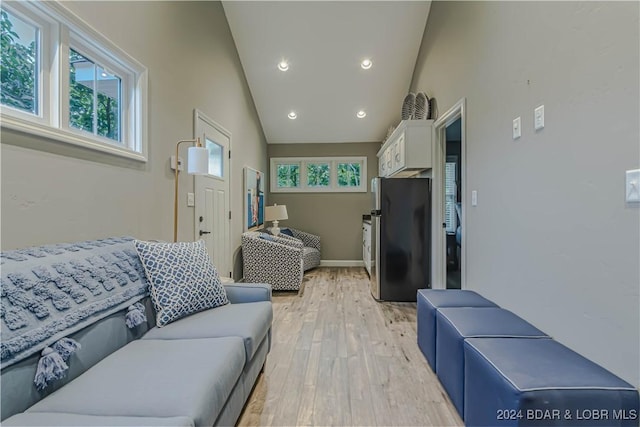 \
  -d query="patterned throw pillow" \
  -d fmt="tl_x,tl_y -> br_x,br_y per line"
134,240 -> 229,327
